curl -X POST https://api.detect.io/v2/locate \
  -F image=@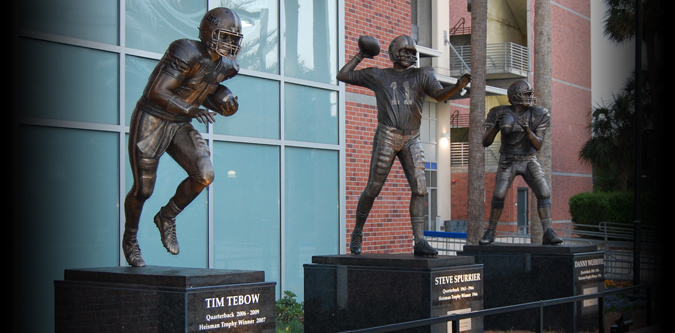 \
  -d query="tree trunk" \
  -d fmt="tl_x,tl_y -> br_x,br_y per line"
532,0 -> 552,244
467,0 -> 488,245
